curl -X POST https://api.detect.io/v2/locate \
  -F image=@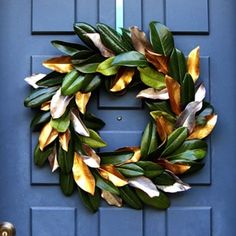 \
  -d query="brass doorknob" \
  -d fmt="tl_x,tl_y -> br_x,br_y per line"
0,222 -> 16,236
